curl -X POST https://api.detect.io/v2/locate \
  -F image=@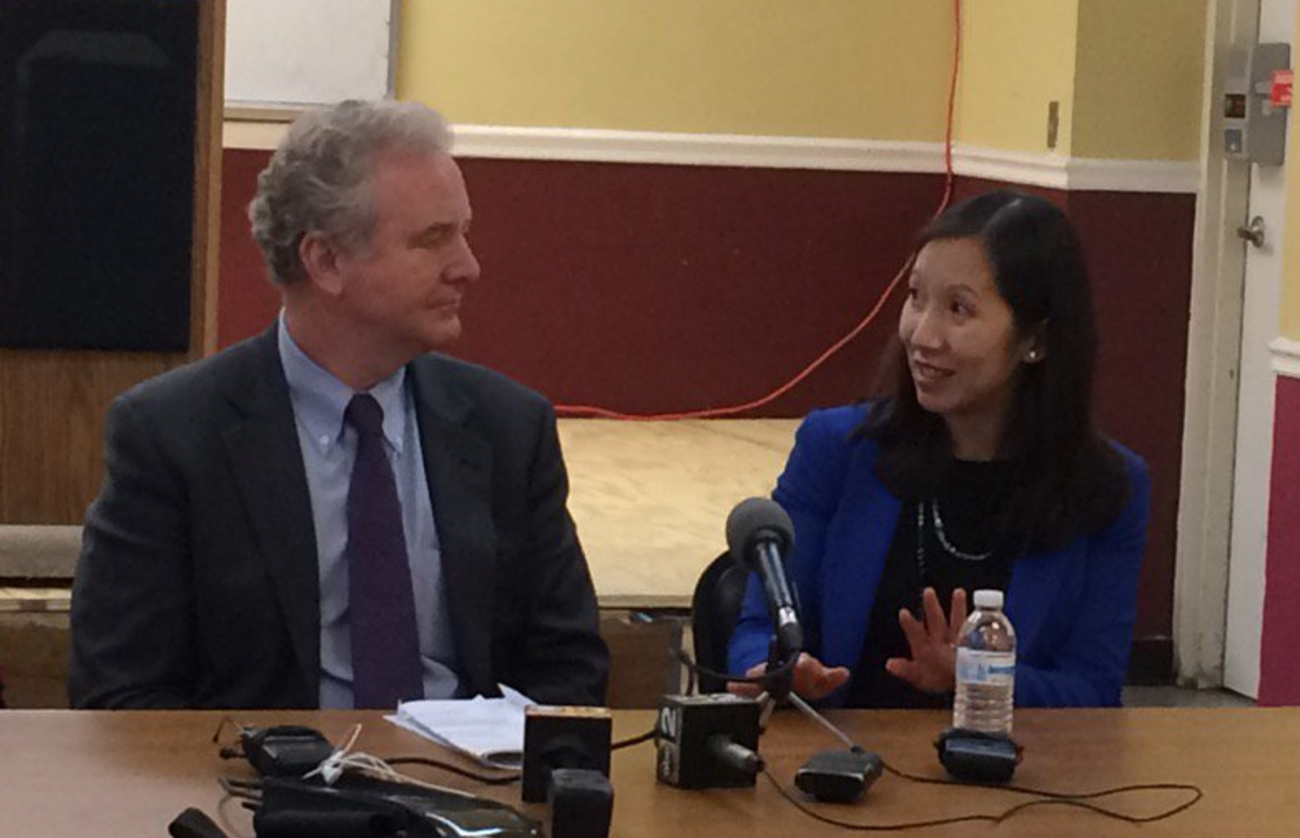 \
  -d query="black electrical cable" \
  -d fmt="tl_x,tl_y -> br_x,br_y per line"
880,758 -> 1203,804
383,756 -> 521,785
219,777 -> 262,792
763,769 -> 997,831
682,647 -> 698,696
987,787 -> 1205,825
612,728 -> 657,751
659,645 -> 1205,829
218,777 -> 262,802
673,646 -> 797,690
763,768 -> 1204,831
767,647 -> 1206,829
773,714 -> 1206,828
